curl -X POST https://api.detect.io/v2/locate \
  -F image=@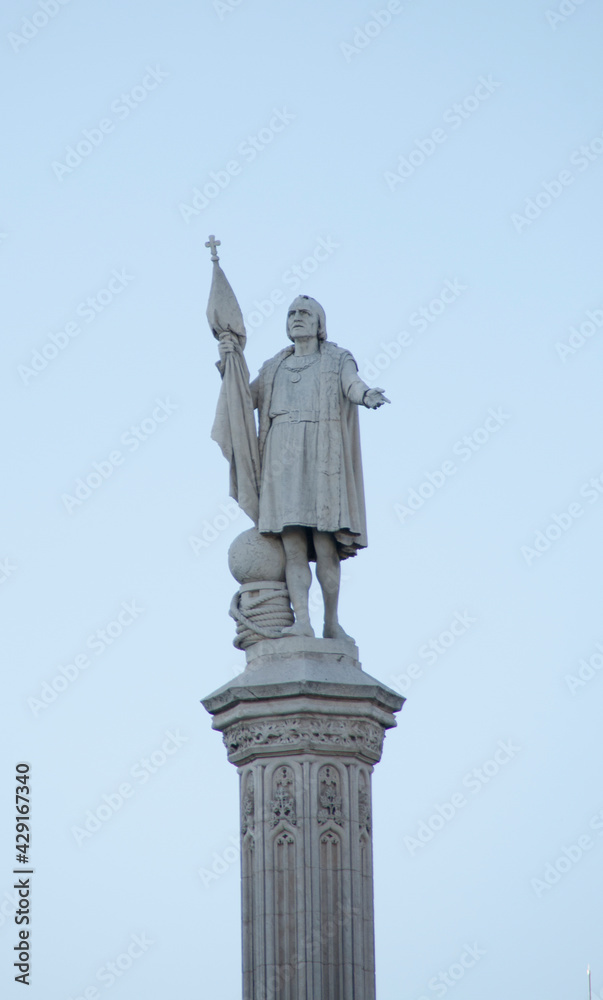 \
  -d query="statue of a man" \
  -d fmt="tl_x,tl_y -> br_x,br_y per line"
217,293 -> 389,640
